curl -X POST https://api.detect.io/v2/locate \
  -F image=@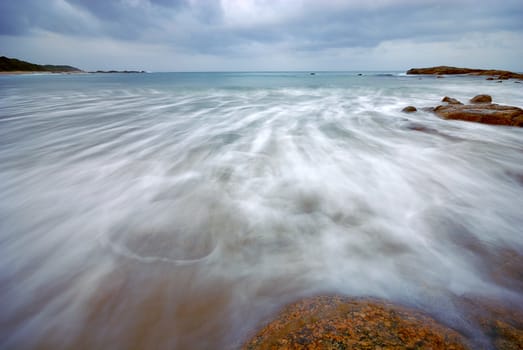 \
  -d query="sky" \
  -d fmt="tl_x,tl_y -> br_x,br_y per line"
1,0 -> 522,72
